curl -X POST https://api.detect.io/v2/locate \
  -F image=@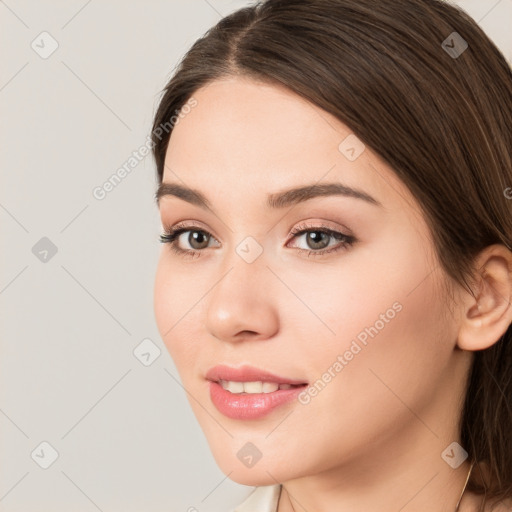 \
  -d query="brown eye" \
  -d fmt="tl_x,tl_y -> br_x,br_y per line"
187,231 -> 210,250
303,231 -> 330,250
288,223 -> 356,257
159,224 -> 219,257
